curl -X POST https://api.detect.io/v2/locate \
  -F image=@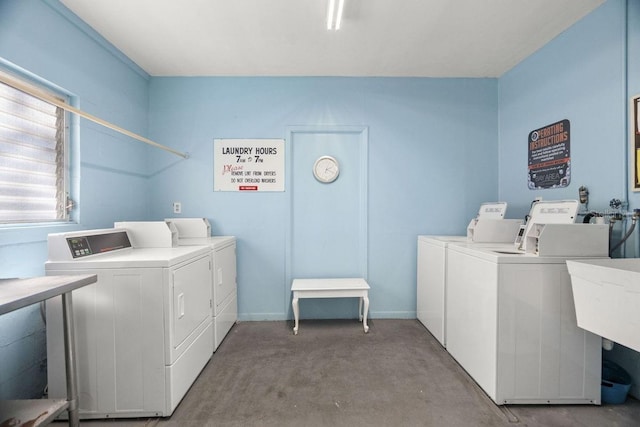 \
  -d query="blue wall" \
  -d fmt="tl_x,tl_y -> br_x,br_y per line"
0,0 -> 152,399
145,77 -> 498,320
498,0 -> 628,219
498,0 -> 640,399
627,0 -> 640,210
